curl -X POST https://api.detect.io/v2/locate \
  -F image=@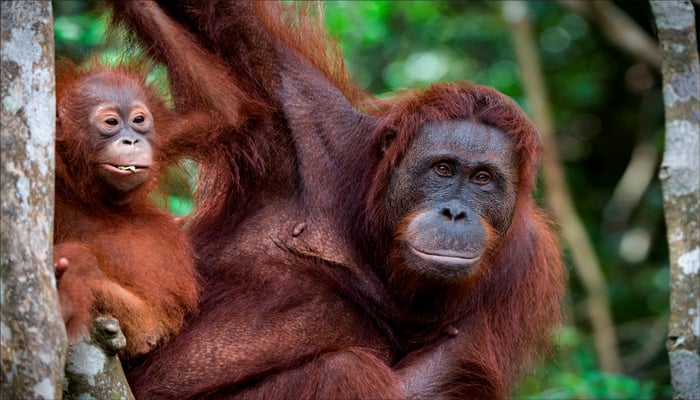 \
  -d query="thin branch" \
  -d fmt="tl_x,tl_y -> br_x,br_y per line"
502,1 -> 623,374
558,0 -> 661,70
603,88 -> 662,231
619,316 -> 669,372
602,140 -> 658,229
559,1 -> 663,232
